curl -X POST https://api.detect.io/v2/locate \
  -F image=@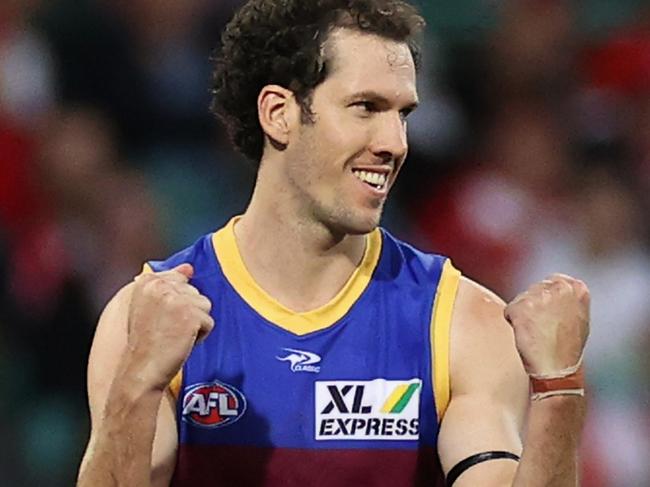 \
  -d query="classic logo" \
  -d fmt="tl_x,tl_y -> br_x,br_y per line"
182,381 -> 247,428
276,348 -> 321,373
315,379 -> 421,440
